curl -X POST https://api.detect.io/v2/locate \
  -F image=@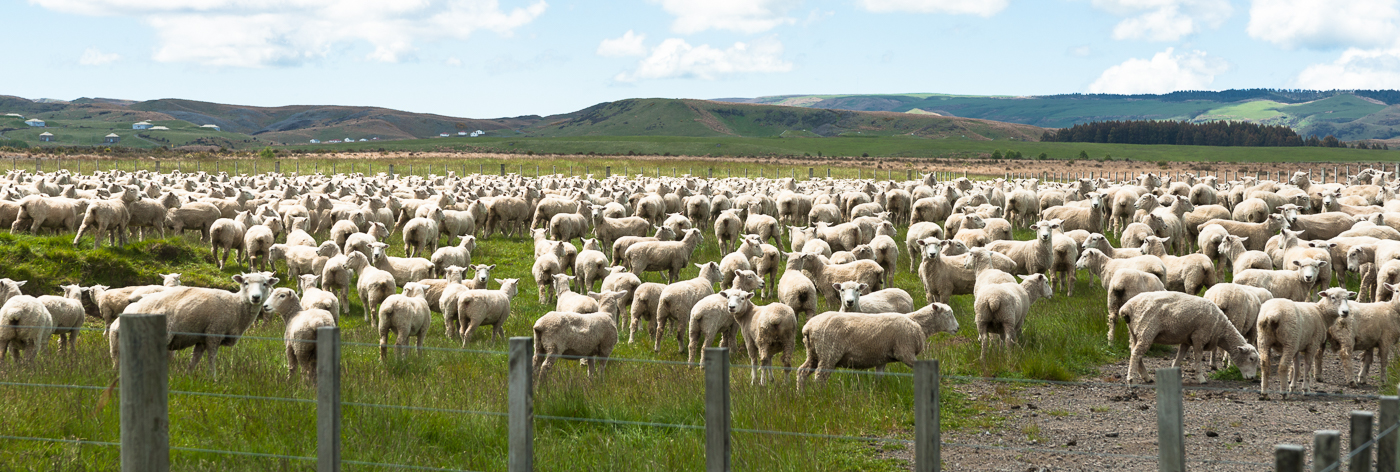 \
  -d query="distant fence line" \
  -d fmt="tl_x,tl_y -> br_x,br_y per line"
5,318 -> 1398,471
